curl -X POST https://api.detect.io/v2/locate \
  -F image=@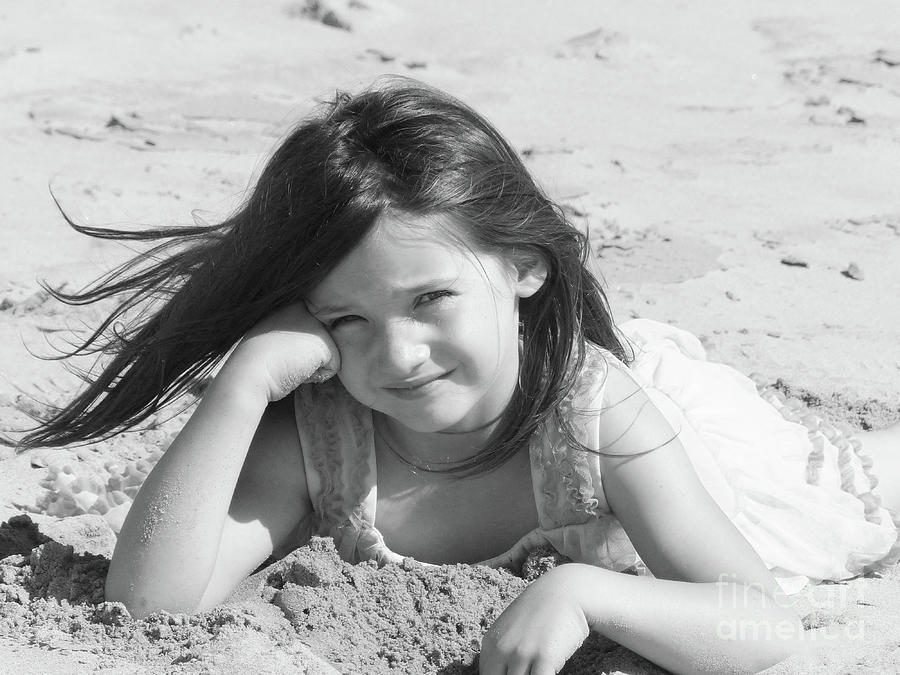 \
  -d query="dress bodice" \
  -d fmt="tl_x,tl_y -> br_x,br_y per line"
293,320 -> 900,591
293,342 -> 644,573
